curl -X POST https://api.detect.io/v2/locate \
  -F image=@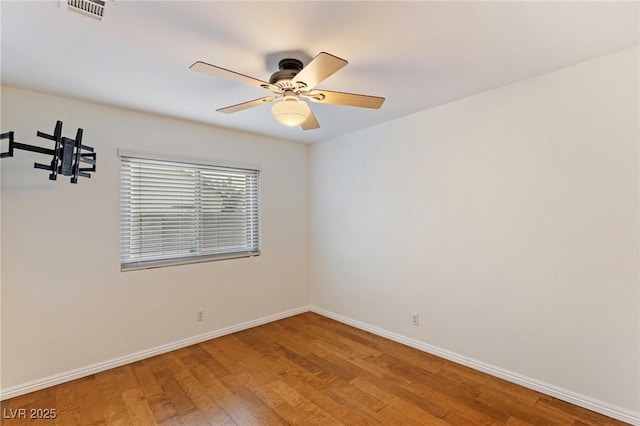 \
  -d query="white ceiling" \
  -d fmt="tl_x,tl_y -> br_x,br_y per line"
1,1 -> 638,144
